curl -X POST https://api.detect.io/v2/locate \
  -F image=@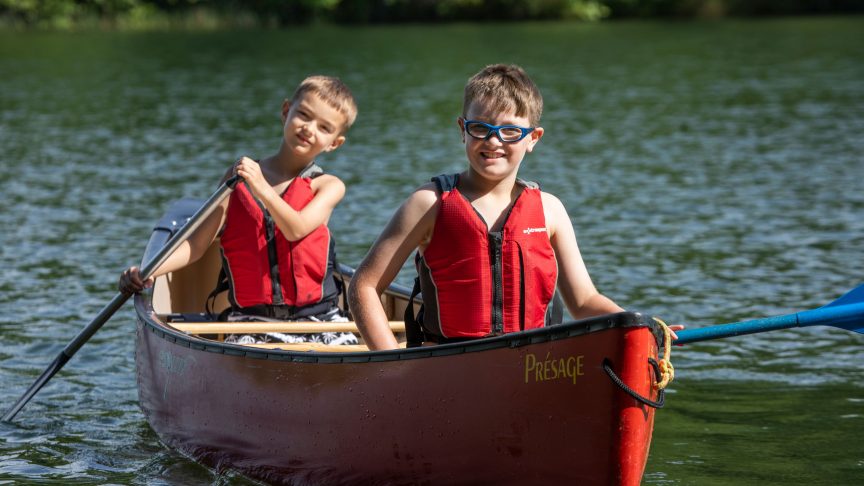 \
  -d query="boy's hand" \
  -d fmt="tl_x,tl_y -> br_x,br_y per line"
119,266 -> 153,294
668,324 -> 684,341
234,156 -> 272,201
